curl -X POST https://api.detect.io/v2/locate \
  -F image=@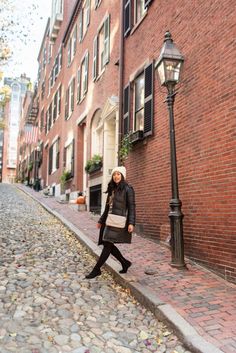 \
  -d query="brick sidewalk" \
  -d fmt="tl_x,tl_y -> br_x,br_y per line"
17,185 -> 236,353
